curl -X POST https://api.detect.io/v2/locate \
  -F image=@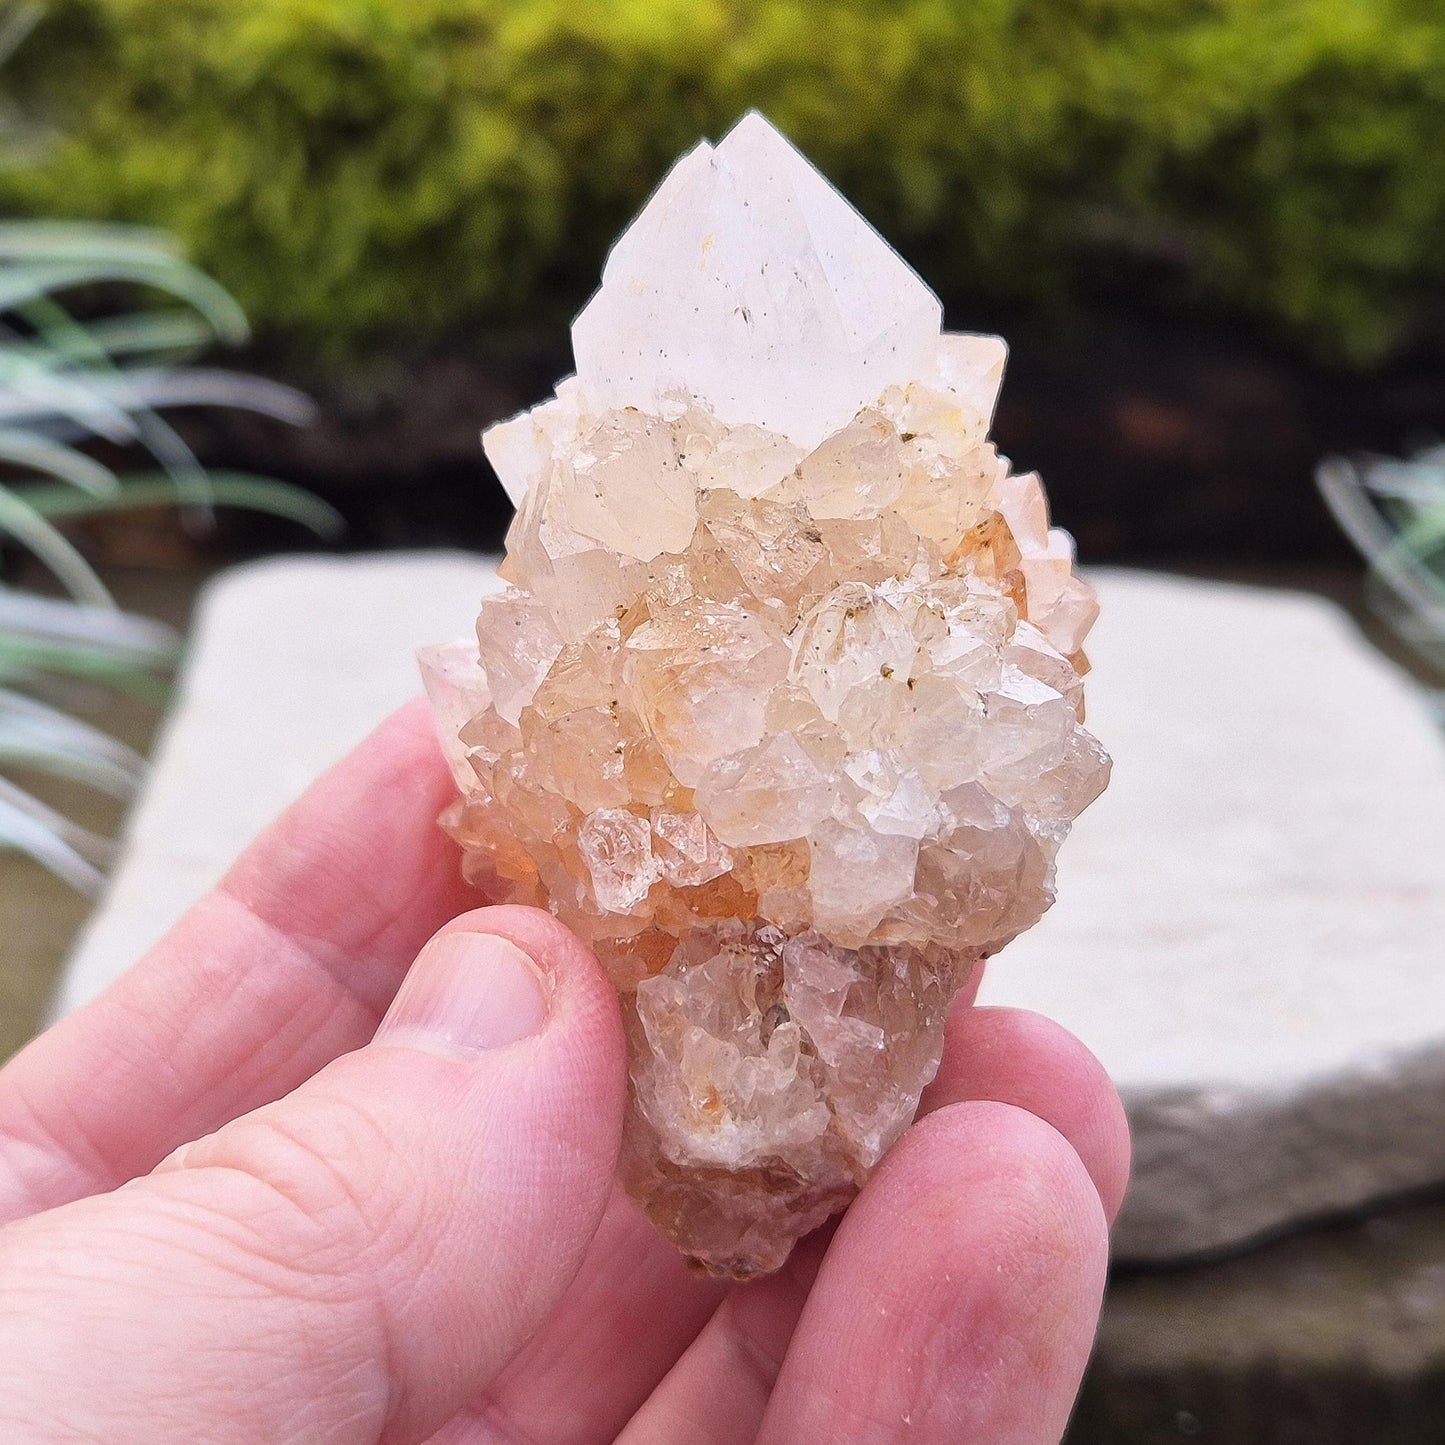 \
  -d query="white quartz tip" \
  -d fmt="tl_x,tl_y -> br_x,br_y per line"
570,111 -> 943,451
